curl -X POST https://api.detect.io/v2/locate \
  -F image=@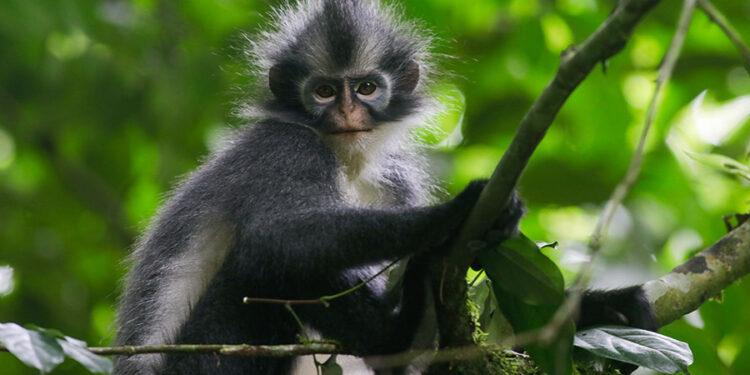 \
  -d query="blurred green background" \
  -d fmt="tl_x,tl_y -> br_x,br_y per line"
1,0 -> 749,374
